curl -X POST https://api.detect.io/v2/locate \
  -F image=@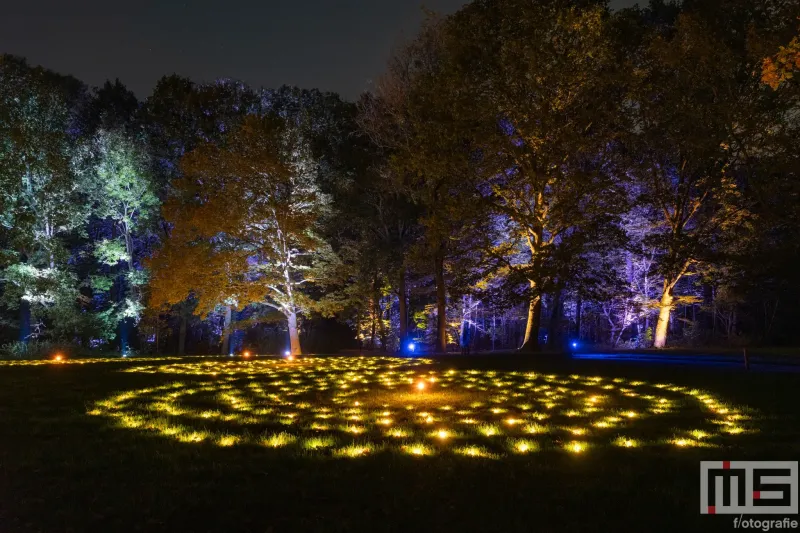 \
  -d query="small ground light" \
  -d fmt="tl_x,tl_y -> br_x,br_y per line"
243,351 -> 251,358
407,342 -> 415,352
416,381 -> 426,391
54,353 -> 63,362
572,342 -> 578,348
